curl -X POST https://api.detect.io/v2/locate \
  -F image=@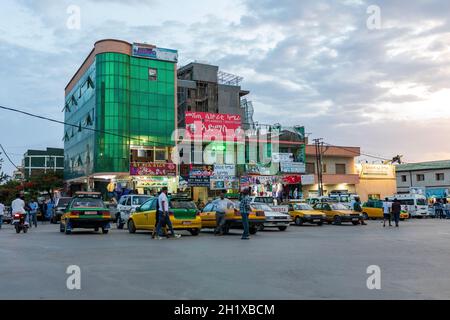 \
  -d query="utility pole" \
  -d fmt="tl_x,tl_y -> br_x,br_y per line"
313,138 -> 324,196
